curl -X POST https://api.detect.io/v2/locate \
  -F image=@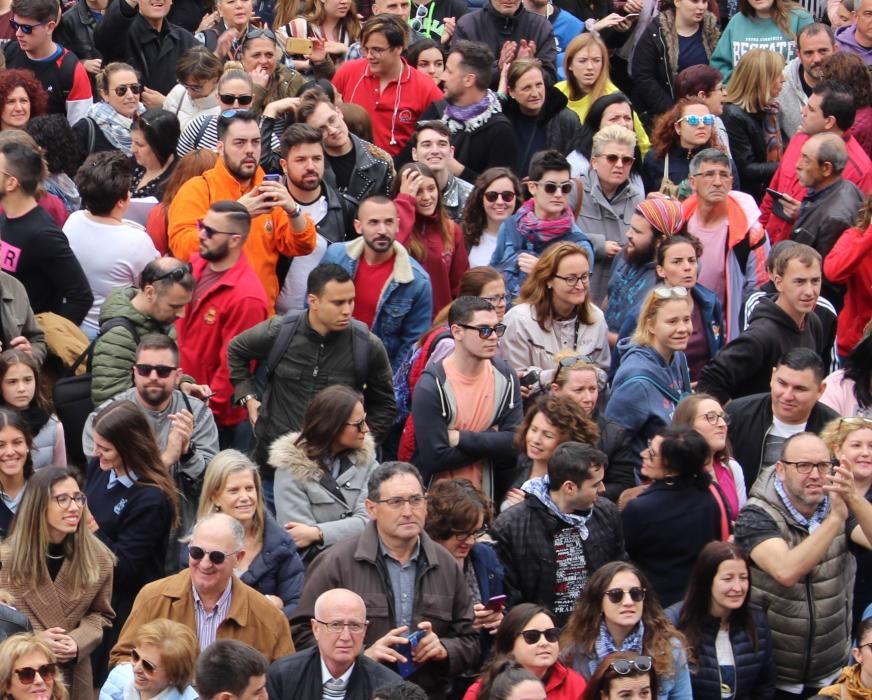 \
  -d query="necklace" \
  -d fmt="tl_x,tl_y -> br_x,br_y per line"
46,552 -> 64,560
